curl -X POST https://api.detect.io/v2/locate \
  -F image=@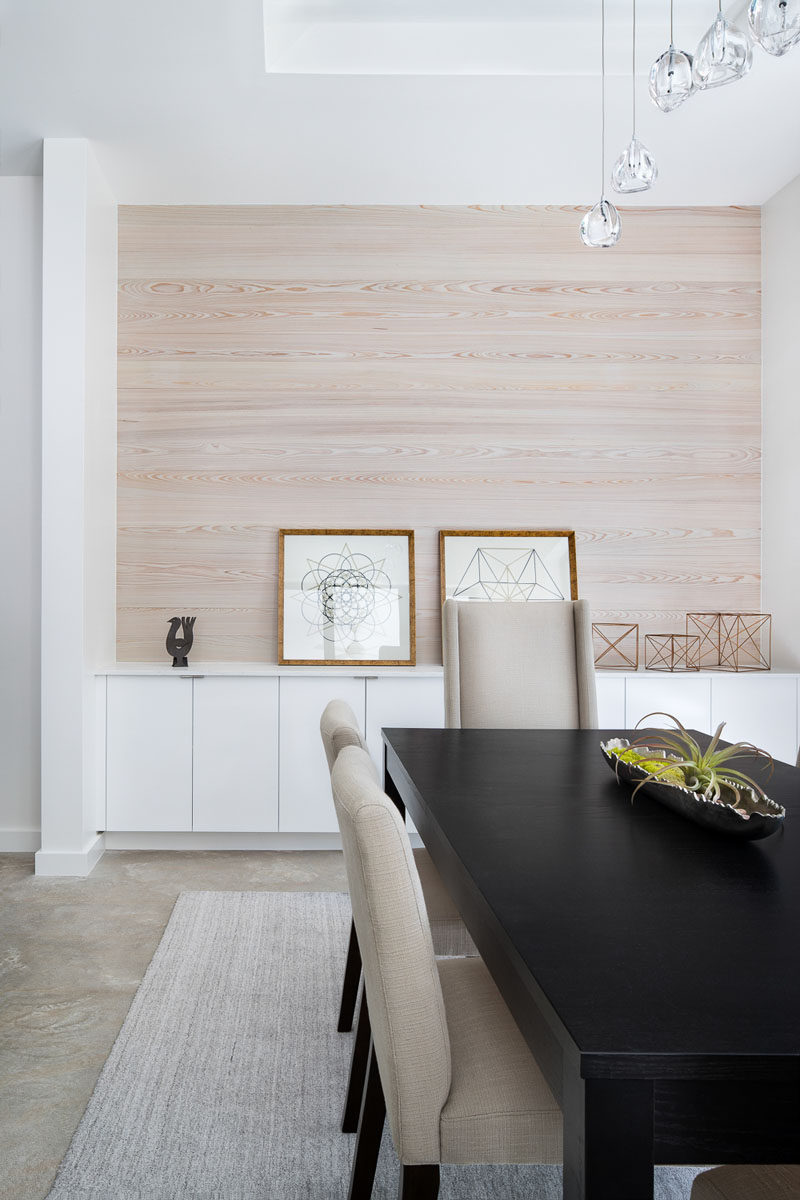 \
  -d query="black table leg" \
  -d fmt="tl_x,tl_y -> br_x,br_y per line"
563,1074 -> 654,1200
